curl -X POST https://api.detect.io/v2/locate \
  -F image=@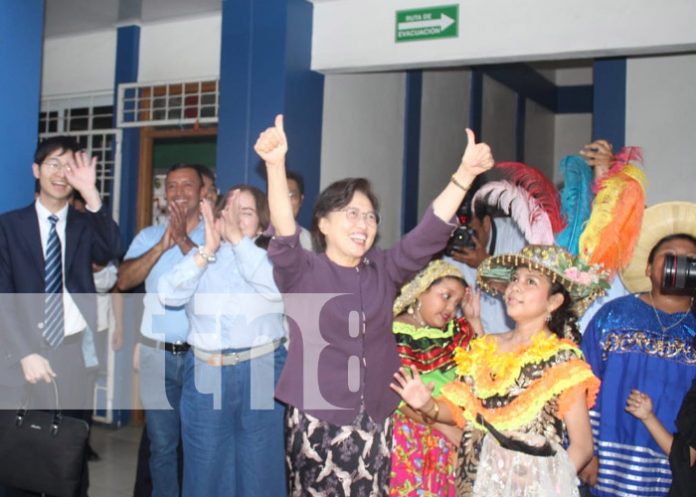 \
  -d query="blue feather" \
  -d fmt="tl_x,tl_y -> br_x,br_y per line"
555,156 -> 594,255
